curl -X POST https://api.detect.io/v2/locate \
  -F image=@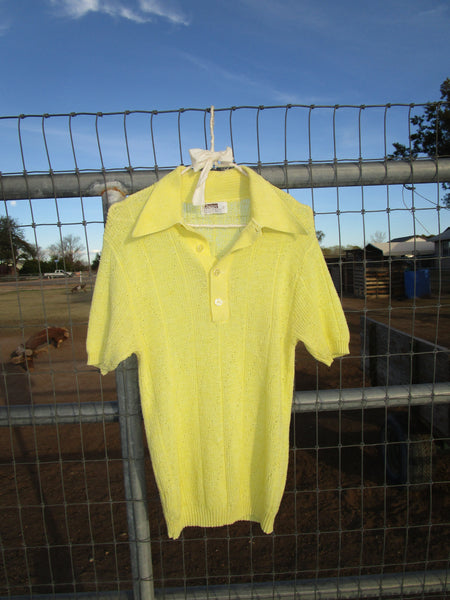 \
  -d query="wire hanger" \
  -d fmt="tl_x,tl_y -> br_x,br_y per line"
183,106 -> 248,229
